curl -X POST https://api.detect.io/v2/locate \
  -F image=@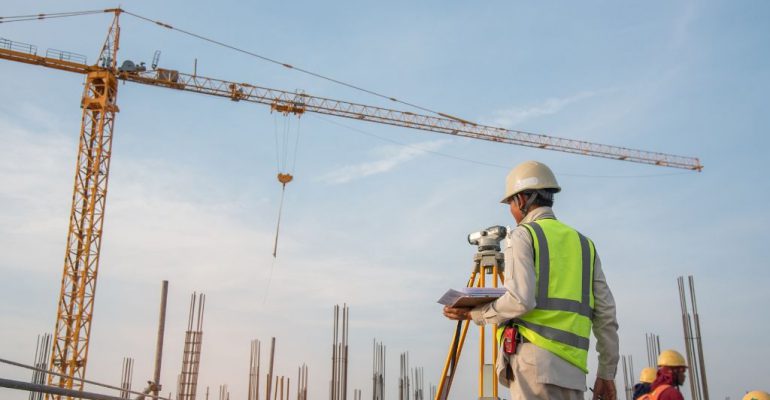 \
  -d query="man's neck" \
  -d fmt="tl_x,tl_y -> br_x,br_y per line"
520,206 -> 555,224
